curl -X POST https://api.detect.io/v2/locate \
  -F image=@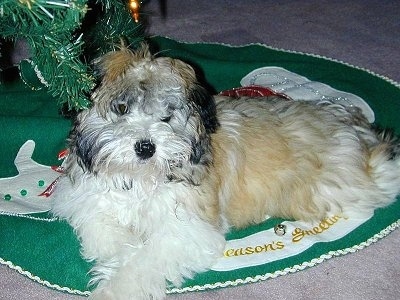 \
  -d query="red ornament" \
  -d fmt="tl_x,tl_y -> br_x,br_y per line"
219,85 -> 291,99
